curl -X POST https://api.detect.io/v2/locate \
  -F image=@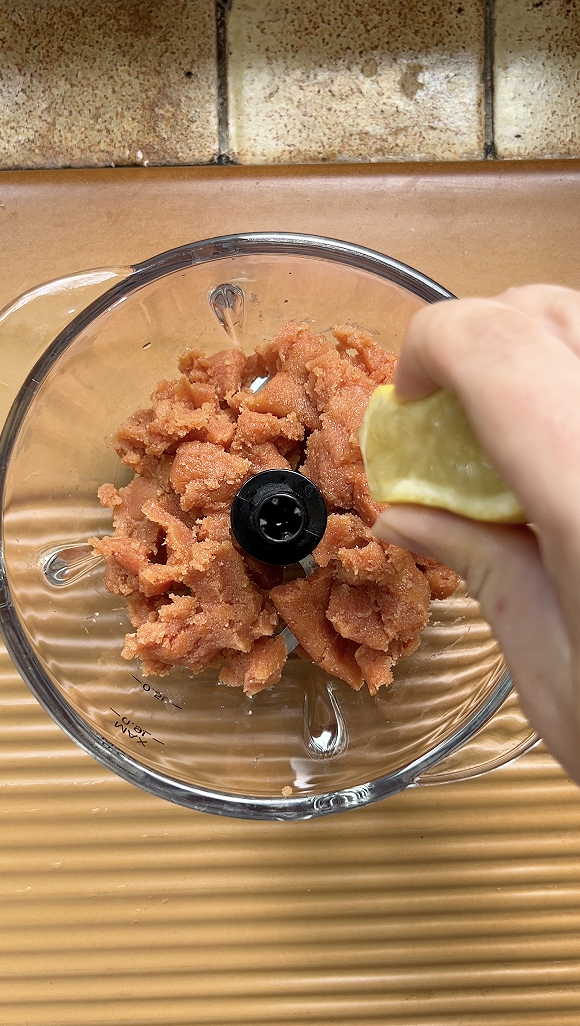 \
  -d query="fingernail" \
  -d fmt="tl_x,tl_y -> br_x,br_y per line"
372,506 -> 418,547
371,505 -> 436,557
